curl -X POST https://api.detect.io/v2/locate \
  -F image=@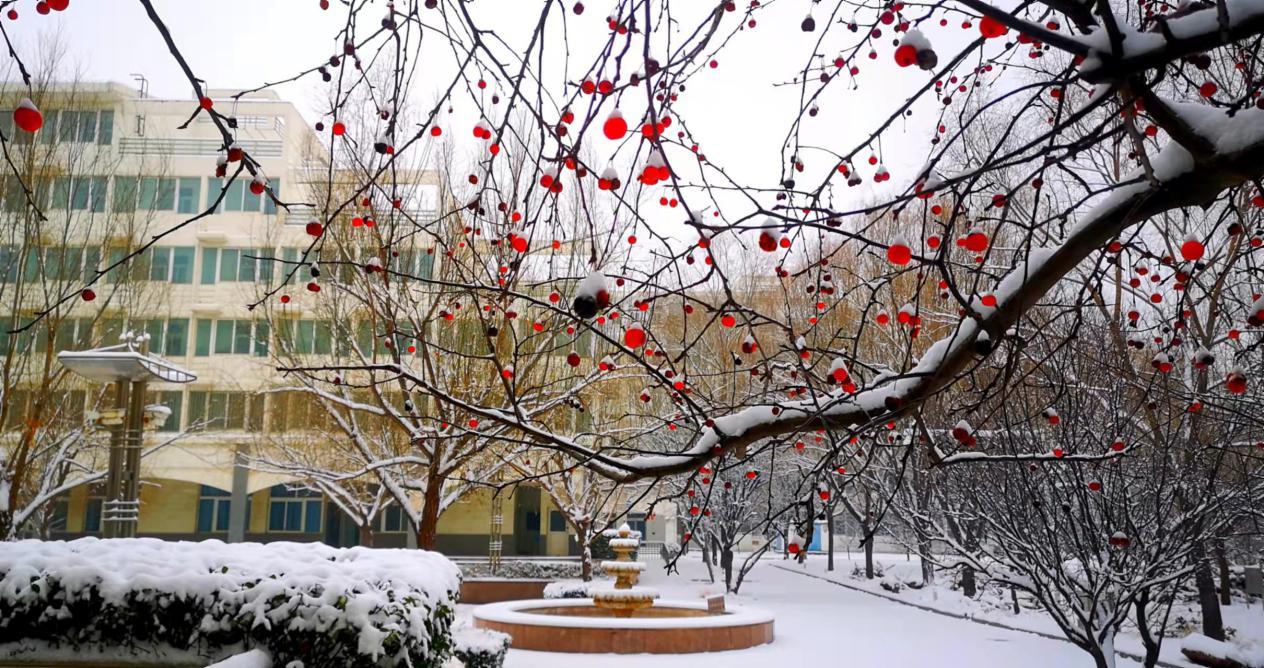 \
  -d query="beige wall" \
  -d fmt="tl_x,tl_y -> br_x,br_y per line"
138,479 -> 200,533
